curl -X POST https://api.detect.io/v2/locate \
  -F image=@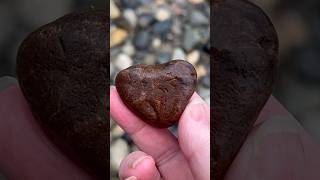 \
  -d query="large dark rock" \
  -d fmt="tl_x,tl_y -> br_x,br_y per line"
16,10 -> 108,179
212,0 -> 279,179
